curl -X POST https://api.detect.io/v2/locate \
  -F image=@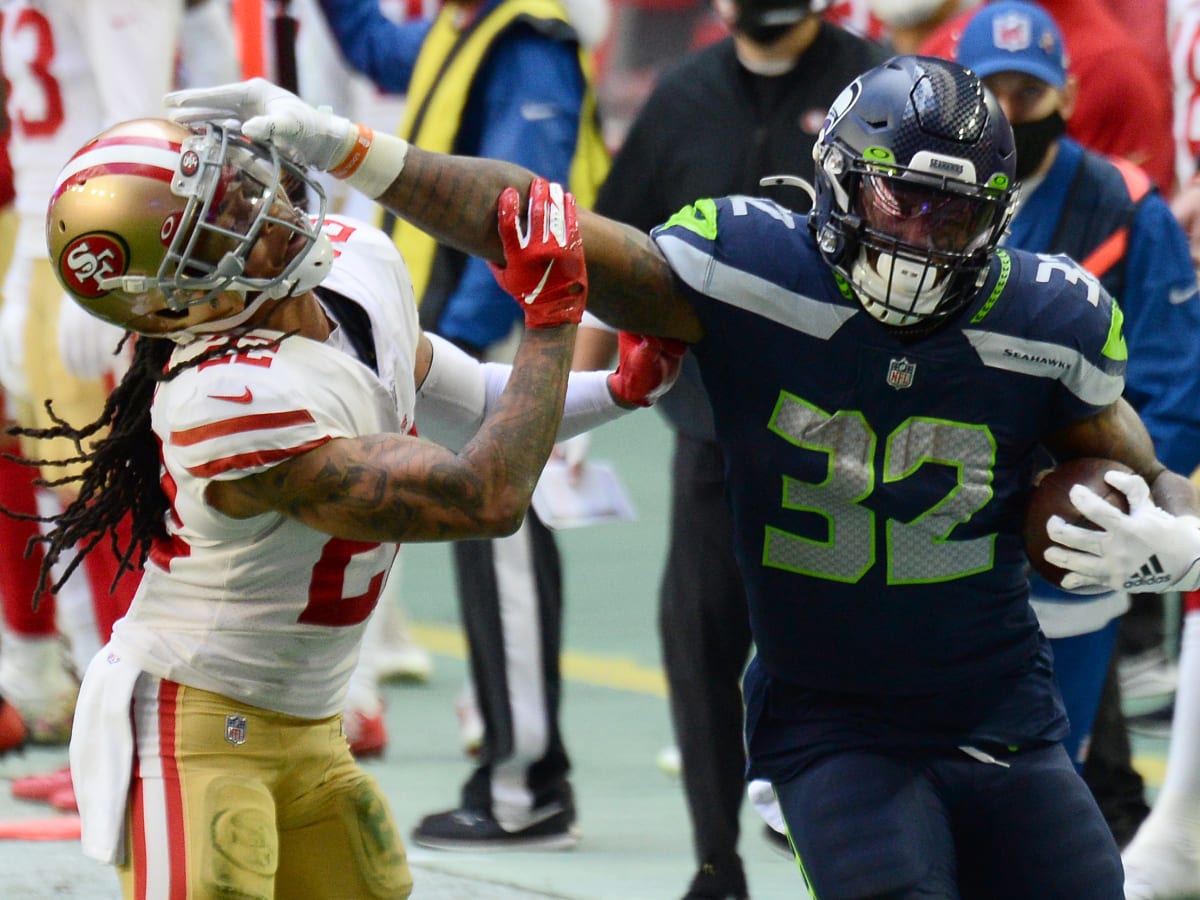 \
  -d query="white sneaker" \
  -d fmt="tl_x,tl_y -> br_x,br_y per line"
375,638 -> 433,683
1123,816 -> 1200,900
374,597 -> 433,683
0,635 -> 77,744
456,683 -> 484,758
1120,649 -> 1178,704
656,745 -> 681,778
